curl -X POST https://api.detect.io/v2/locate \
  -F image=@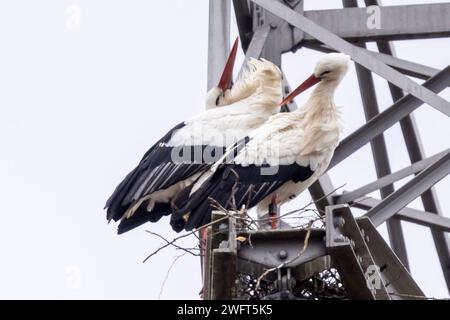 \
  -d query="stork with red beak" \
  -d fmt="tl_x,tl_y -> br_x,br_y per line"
105,39 -> 284,234
172,53 -> 350,231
